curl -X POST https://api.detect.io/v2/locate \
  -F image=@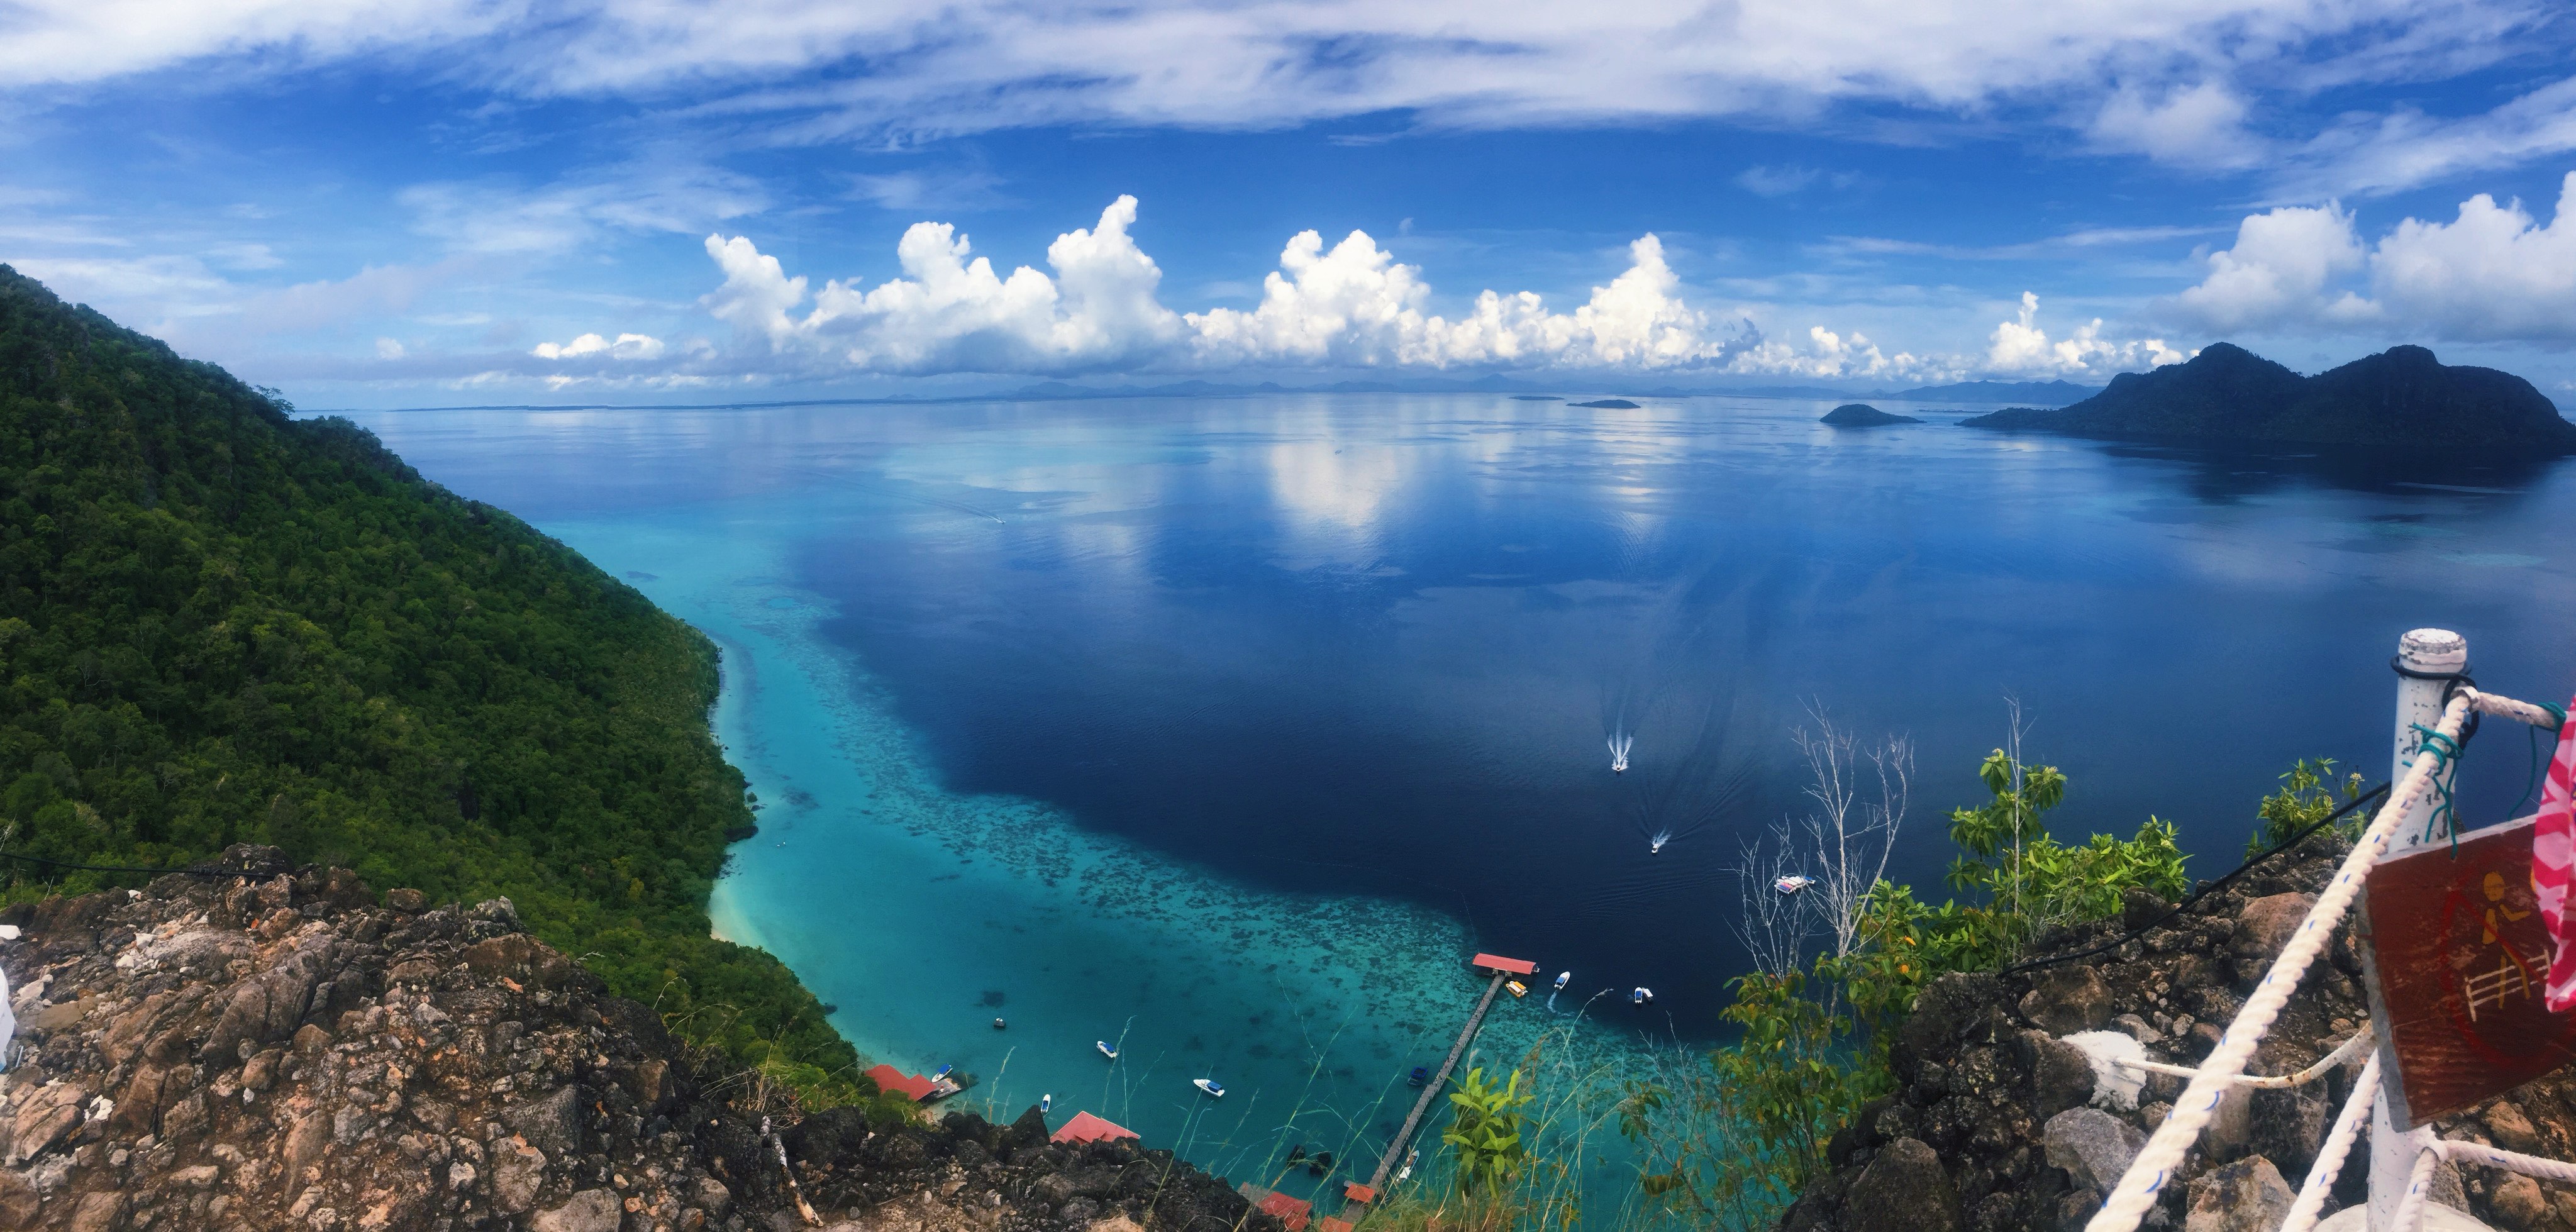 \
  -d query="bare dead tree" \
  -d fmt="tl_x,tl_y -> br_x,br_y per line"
1731,816 -> 1811,979
1789,704 -> 1913,965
